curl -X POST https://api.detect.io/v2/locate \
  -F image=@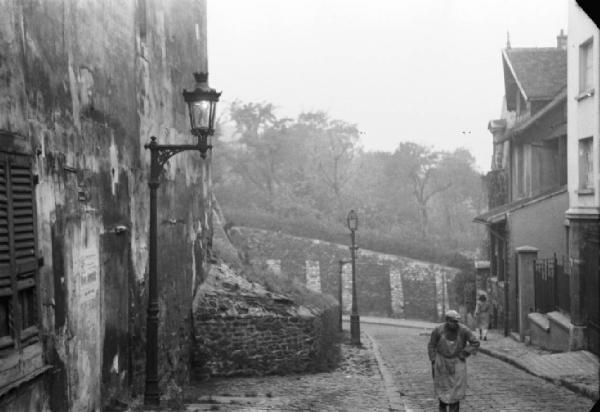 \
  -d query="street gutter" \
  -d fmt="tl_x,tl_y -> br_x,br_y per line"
364,333 -> 410,412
